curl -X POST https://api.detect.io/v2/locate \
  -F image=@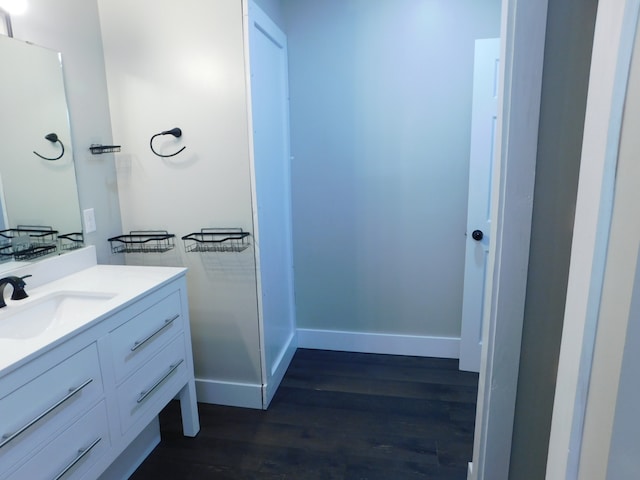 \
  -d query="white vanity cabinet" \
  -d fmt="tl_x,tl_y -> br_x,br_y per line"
0,344 -> 107,478
0,267 -> 199,480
